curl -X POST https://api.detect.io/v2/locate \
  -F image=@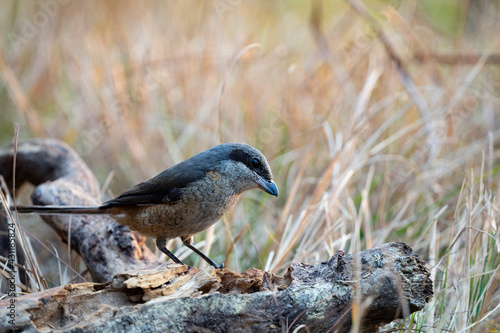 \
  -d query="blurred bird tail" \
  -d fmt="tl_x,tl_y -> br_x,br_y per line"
12,205 -> 108,215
